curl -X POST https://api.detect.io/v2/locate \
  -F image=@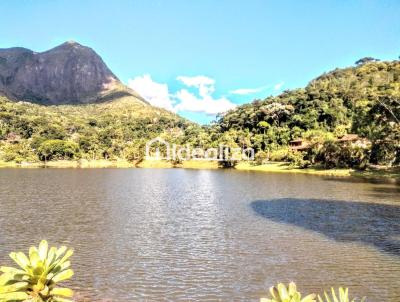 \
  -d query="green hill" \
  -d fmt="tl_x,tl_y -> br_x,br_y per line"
211,59 -> 400,168
0,94 -> 195,163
